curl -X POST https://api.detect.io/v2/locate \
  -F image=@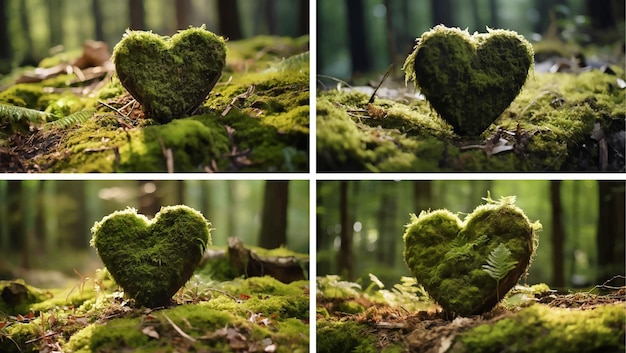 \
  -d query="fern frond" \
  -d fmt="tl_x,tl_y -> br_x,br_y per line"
482,243 -> 518,281
44,108 -> 96,129
0,104 -> 49,125
445,234 -> 488,261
